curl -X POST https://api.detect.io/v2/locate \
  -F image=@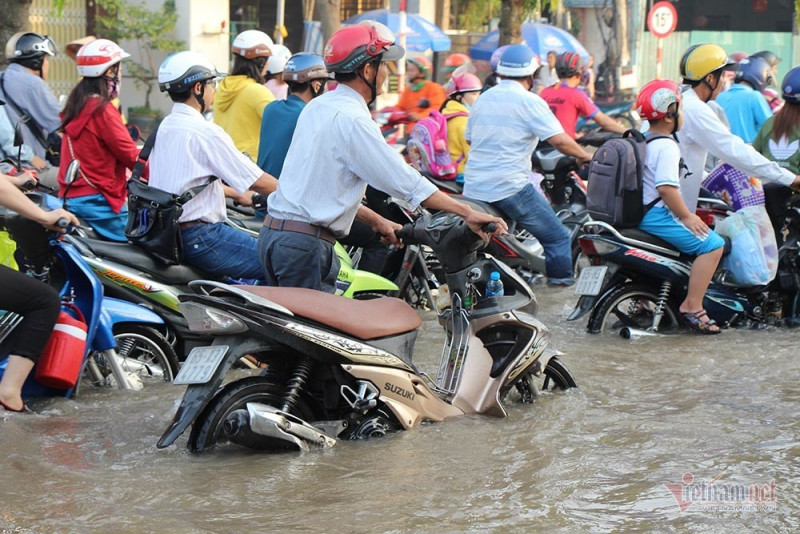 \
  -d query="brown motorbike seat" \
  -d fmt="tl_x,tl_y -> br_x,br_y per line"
235,286 -> 422,340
